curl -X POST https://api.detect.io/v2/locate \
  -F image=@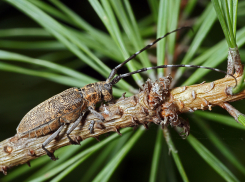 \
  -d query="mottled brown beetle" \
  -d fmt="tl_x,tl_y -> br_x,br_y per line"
16,27 -> 237,160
